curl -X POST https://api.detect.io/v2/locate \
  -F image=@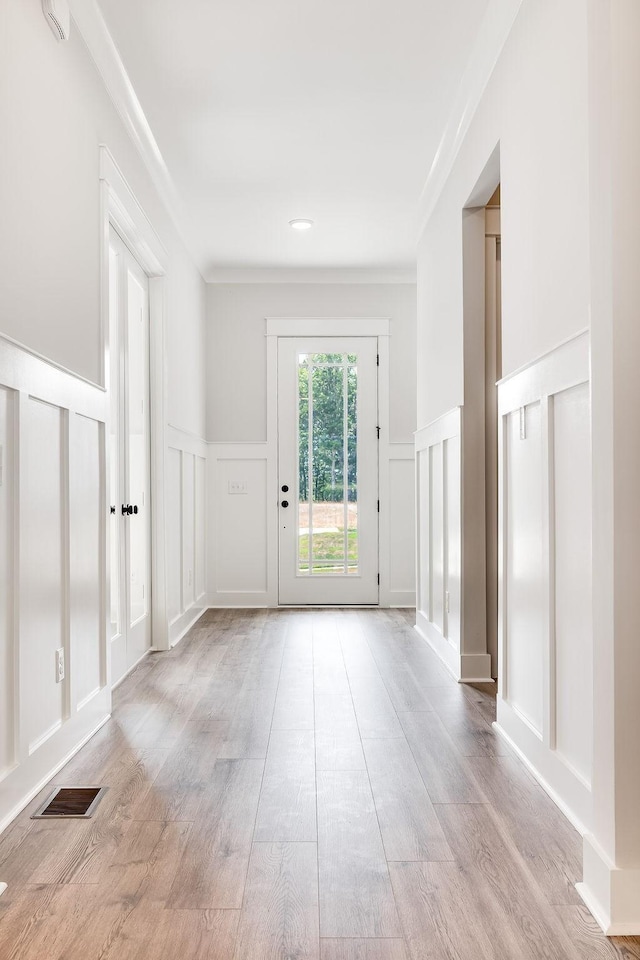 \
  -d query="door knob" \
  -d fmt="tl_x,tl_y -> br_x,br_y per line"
281,484 -> 289,493
122,504 -> 133,516
281,500 -> 289,508
132,505 -> 139,515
